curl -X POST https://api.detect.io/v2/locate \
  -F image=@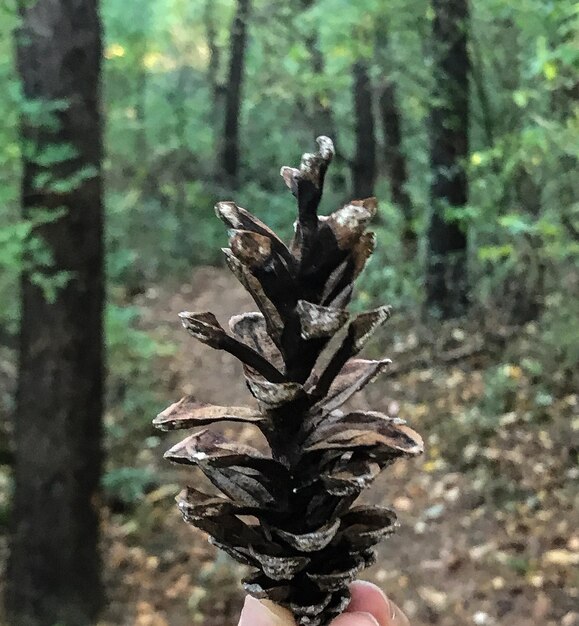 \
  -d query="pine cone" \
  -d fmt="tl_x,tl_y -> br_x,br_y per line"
154,137 -> 423,626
